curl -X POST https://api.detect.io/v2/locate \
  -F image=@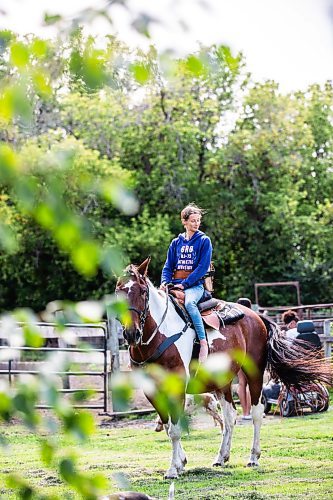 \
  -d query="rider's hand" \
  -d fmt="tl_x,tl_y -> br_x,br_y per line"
159,283 -> 167,291
174,284 -> 184,290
